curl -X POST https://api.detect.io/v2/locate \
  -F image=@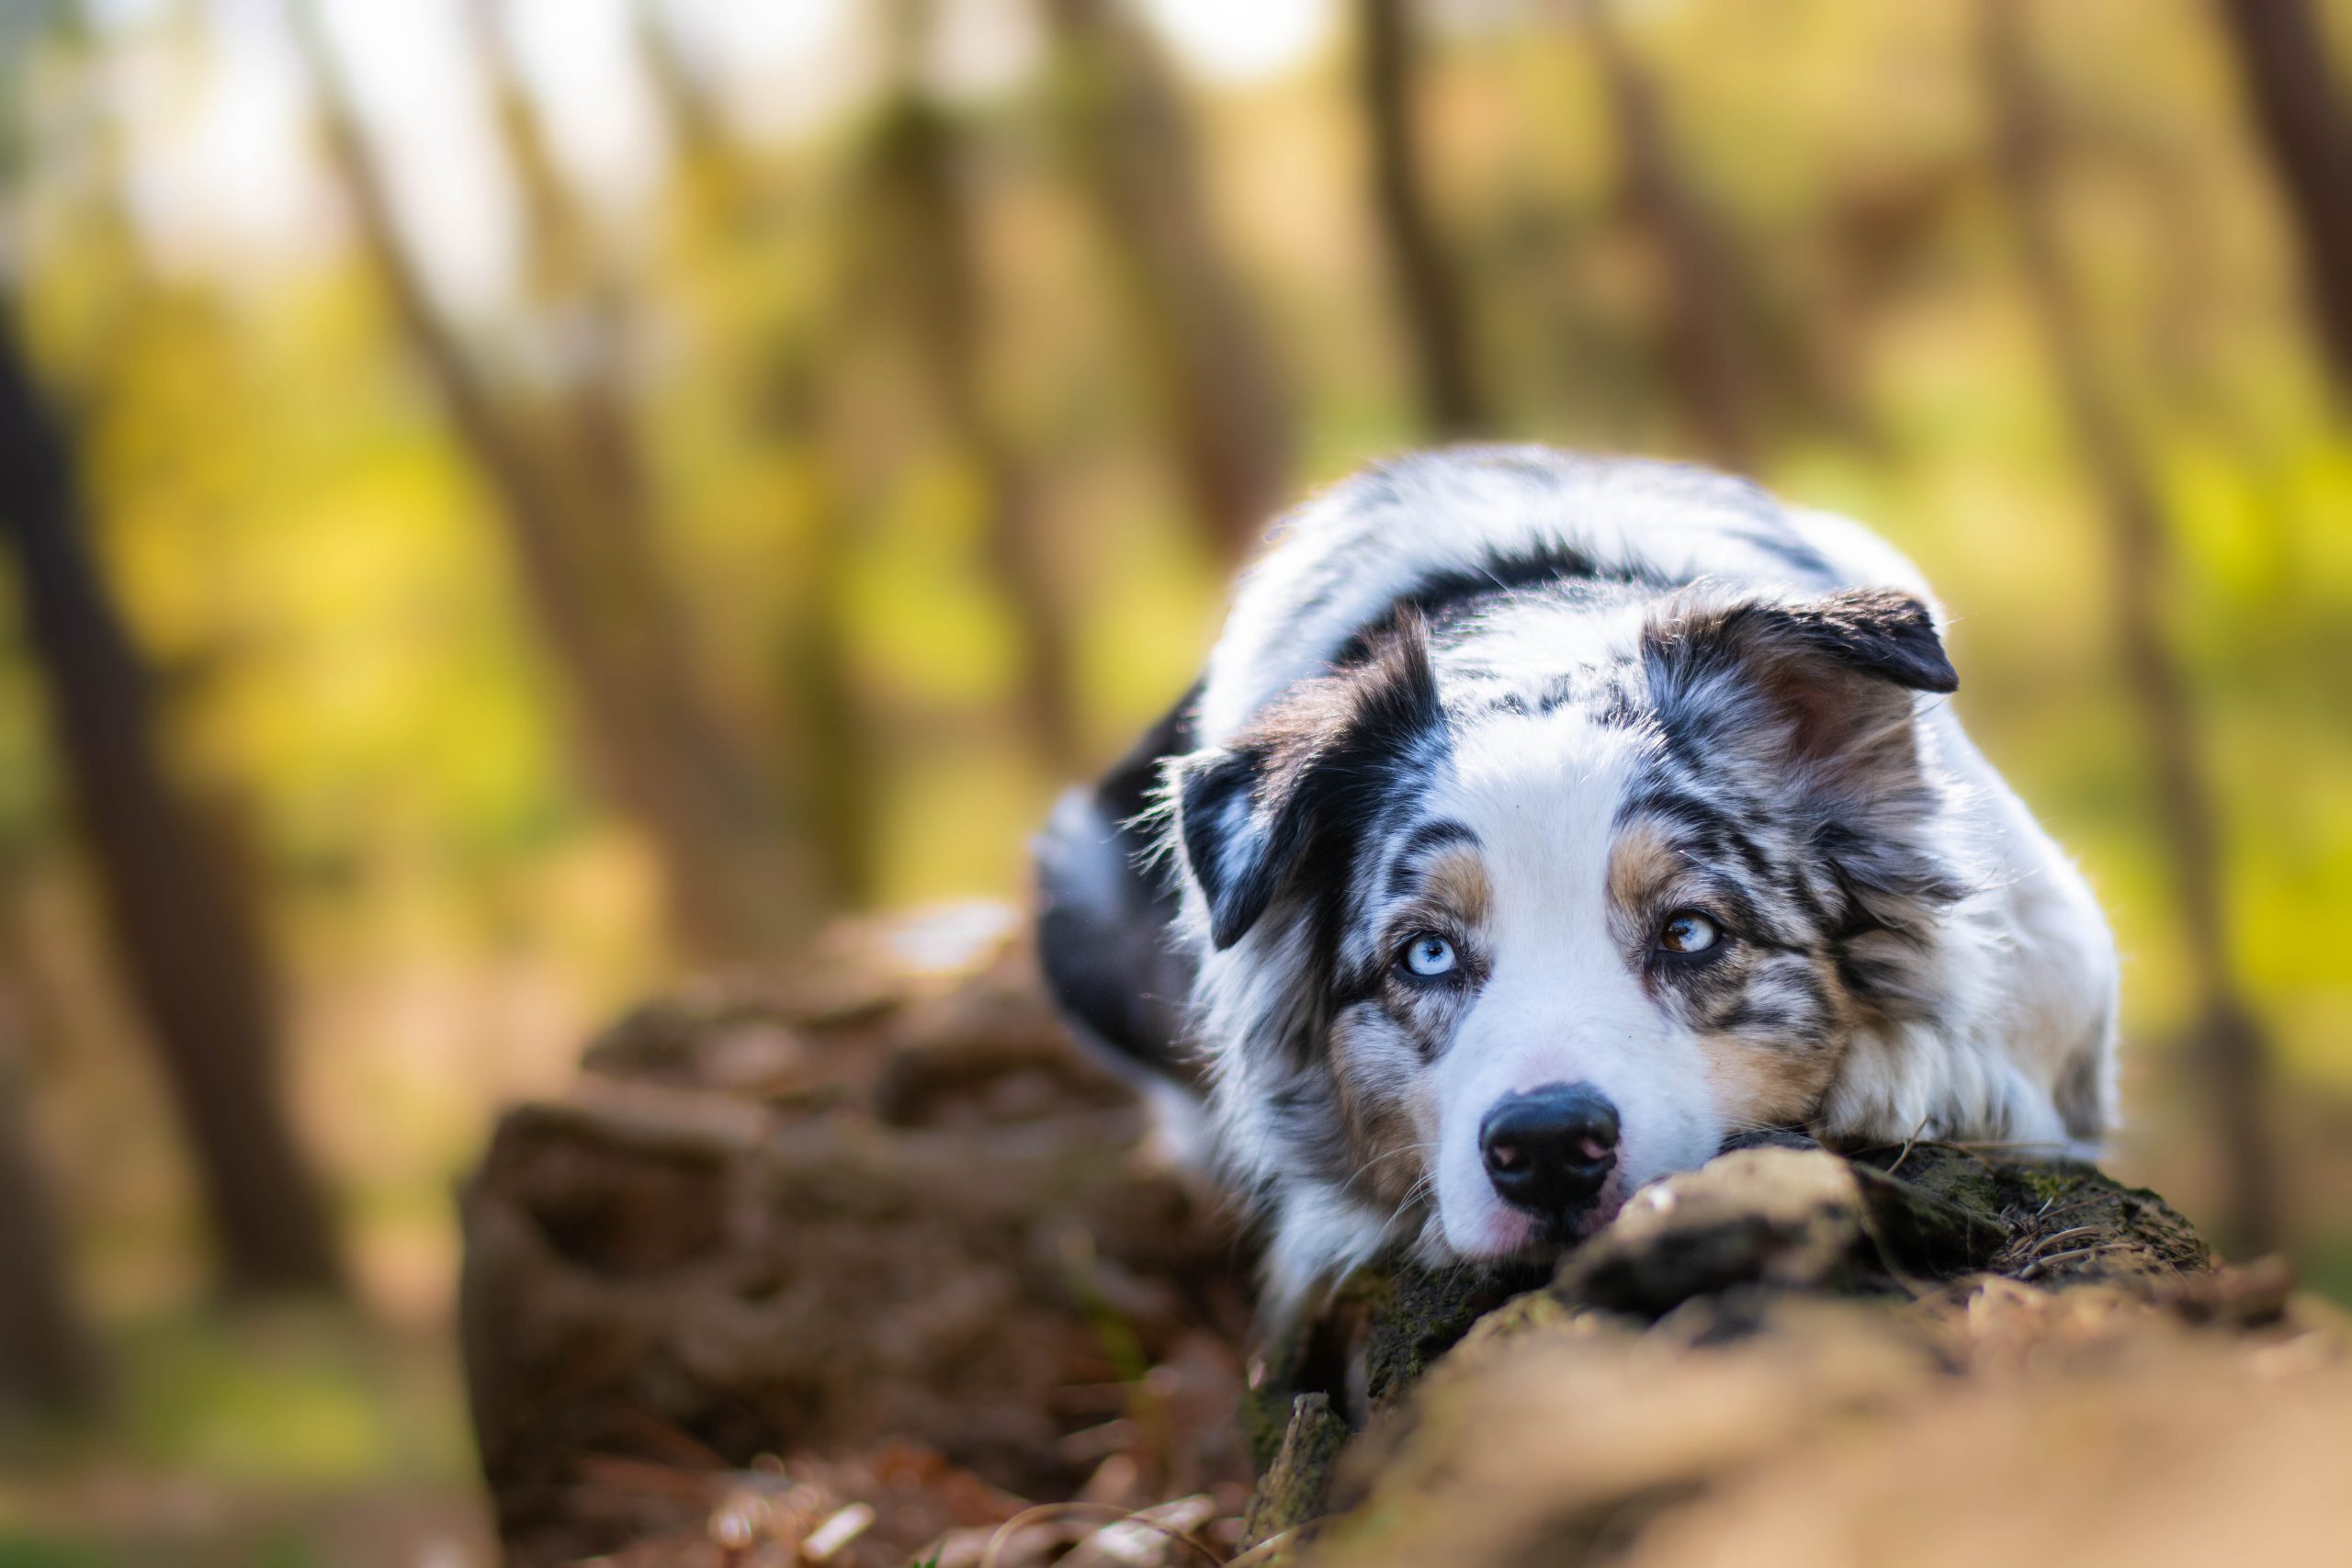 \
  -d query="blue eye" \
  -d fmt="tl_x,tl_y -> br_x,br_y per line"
1400,933 -> 1458,978
1658,911 -> 1721,955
